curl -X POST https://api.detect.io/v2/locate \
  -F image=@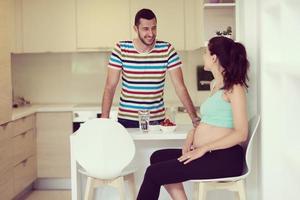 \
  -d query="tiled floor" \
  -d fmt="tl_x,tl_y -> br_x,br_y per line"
24,190 -> 71,200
